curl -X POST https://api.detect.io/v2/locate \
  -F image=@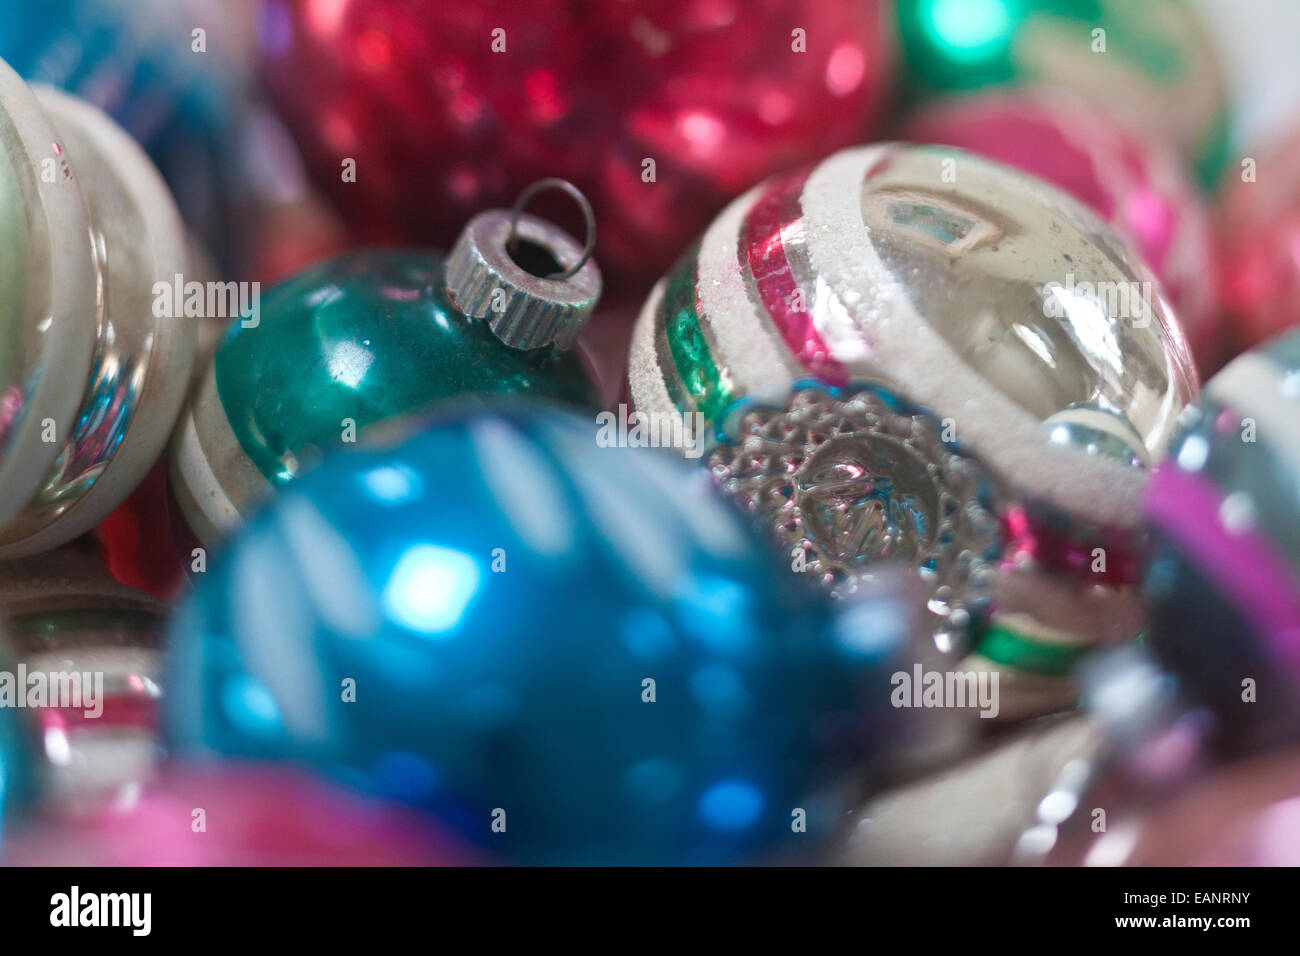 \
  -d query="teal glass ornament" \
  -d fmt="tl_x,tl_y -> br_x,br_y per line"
169,181 -> 603,553
164,403 -> 910,865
